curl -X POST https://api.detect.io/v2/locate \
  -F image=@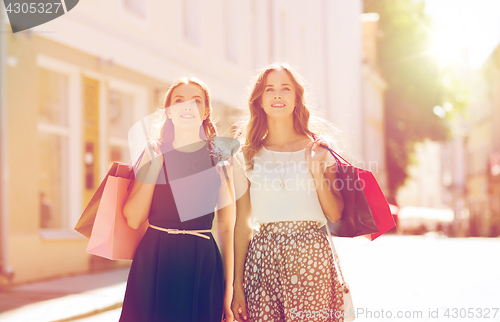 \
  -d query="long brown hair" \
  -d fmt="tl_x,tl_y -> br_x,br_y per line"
237,63 -> 334,170
153,77 -> 217,144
